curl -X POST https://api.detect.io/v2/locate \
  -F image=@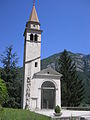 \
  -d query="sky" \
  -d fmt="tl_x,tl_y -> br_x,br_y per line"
0,0 -> 90,67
